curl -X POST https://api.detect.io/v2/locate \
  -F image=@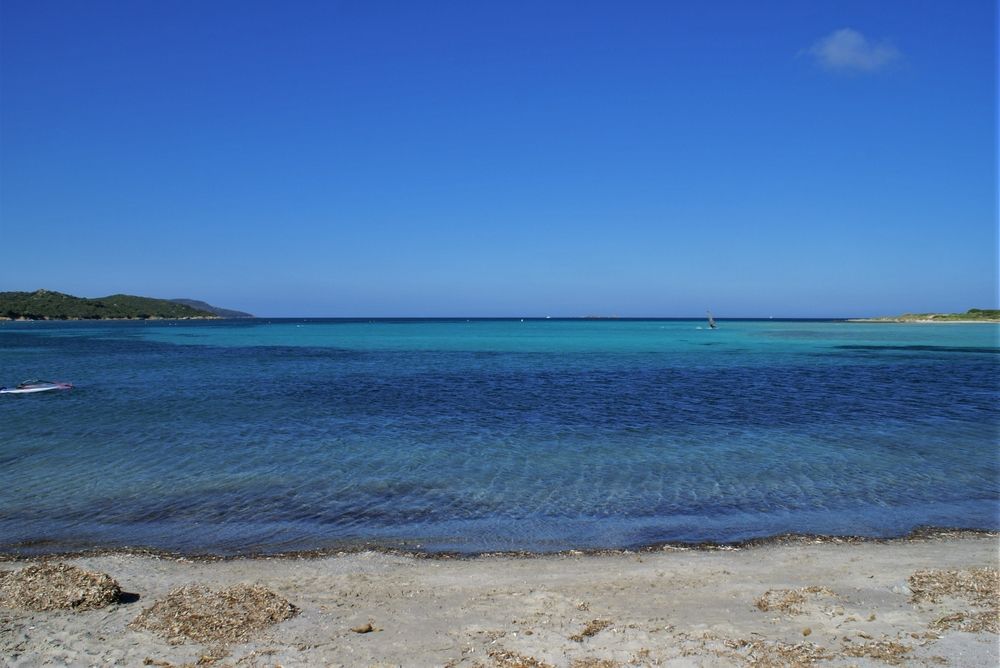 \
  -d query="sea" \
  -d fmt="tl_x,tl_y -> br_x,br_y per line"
0,318 -> 997,556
